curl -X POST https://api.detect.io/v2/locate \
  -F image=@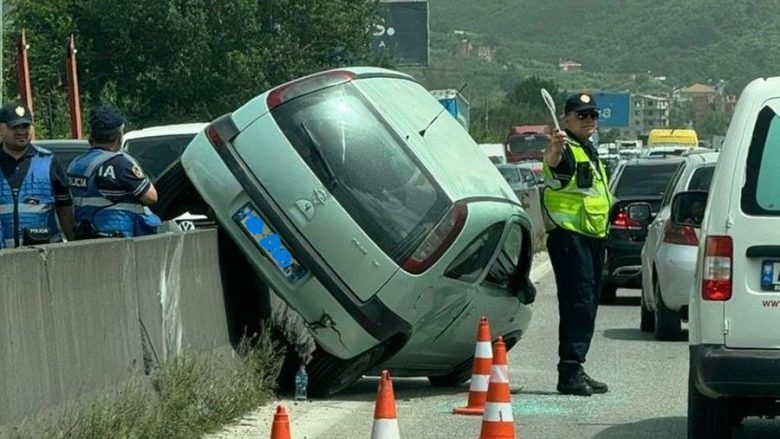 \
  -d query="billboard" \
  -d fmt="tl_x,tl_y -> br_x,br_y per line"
593,92 -> 630,128
371,0 -> 429,66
